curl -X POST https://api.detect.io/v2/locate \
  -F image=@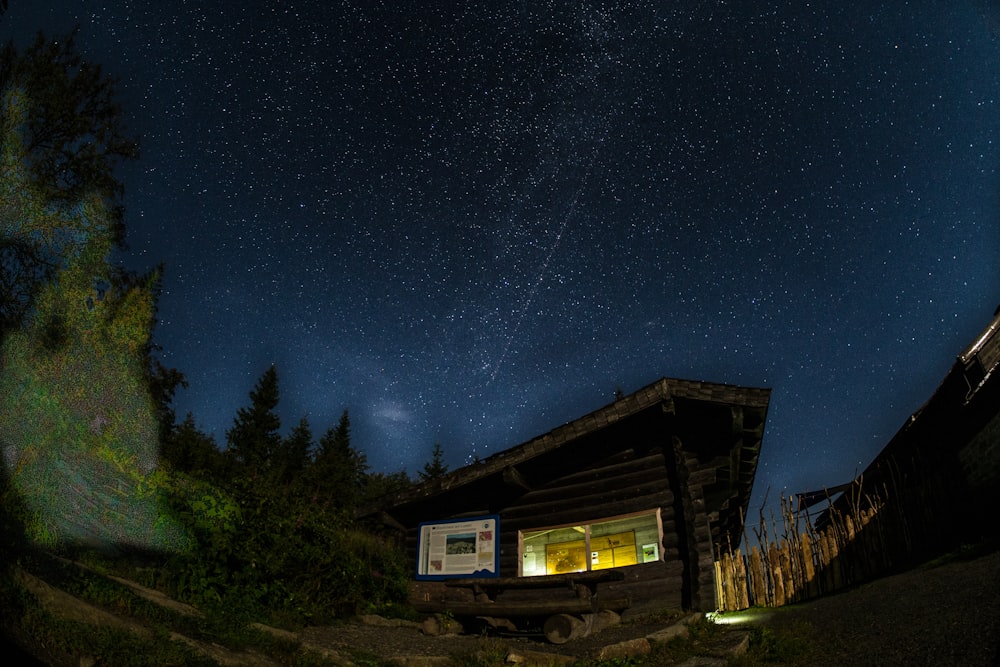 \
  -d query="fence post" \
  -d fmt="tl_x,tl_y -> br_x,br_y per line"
749,545 -> 764,607
800,531 -> 815,598
714,559 -> 725,611
768,542 -> 784,607
735,548 -> 748,610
